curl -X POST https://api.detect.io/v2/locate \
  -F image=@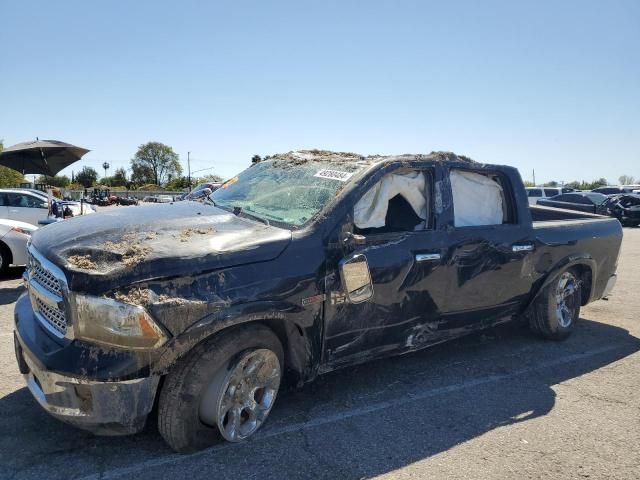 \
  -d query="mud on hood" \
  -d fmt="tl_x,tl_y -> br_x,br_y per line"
31,202 -> 292,294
